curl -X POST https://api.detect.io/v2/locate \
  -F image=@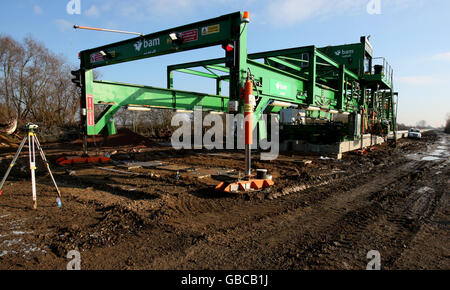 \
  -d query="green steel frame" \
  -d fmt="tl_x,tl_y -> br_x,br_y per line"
76,12 -> 397,141
78,12 -> 247,136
